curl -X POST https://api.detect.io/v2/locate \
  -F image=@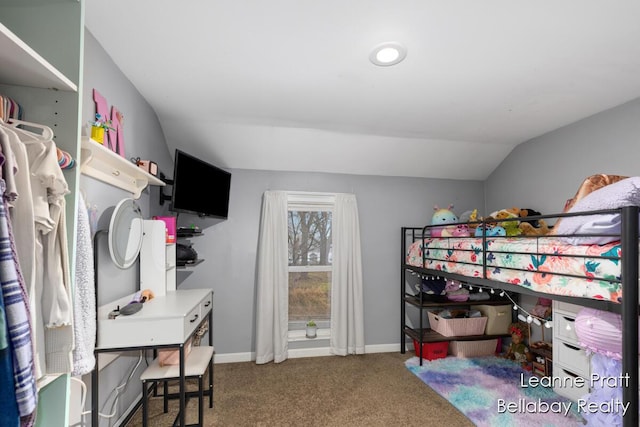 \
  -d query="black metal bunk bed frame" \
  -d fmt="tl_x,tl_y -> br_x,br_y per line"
401,206 -> 639,427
